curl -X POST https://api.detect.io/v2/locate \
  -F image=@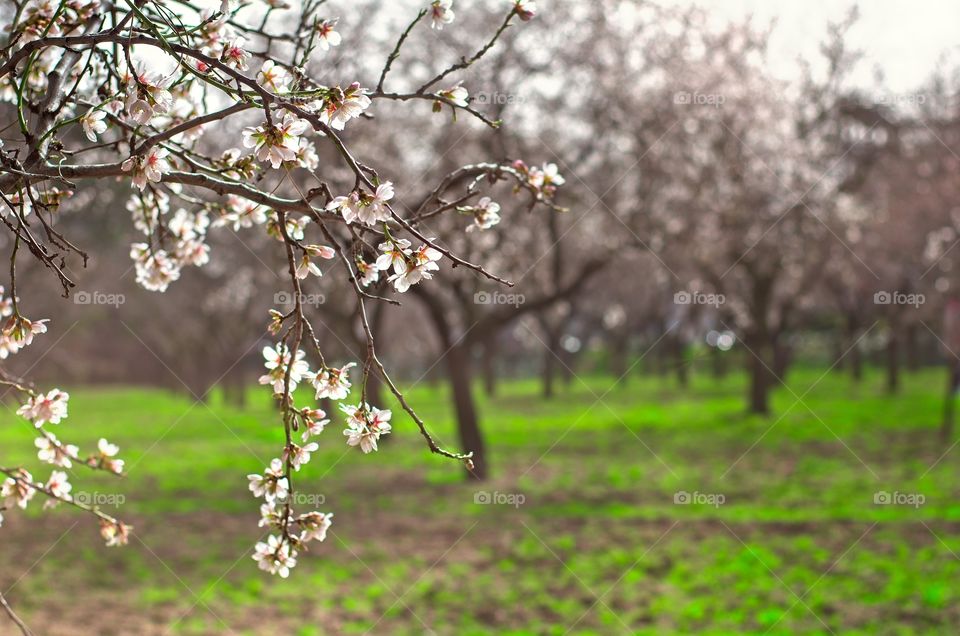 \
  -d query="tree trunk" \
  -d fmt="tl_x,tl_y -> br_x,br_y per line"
447,345 -> 487,480
609,336 -> 628,382
541,324 -> 562,399
745,334 -> 770,415
844,313 -> 863,383
561,350 -> 576,387
542,346 -> 557,398
886,332 -> 900,394
481,337 -> 497,398
365,373 -> 384,412
773,338 -> 791,384
849,339 -> 863,383
904,323 -> 920,371
224,372 -> 247,409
